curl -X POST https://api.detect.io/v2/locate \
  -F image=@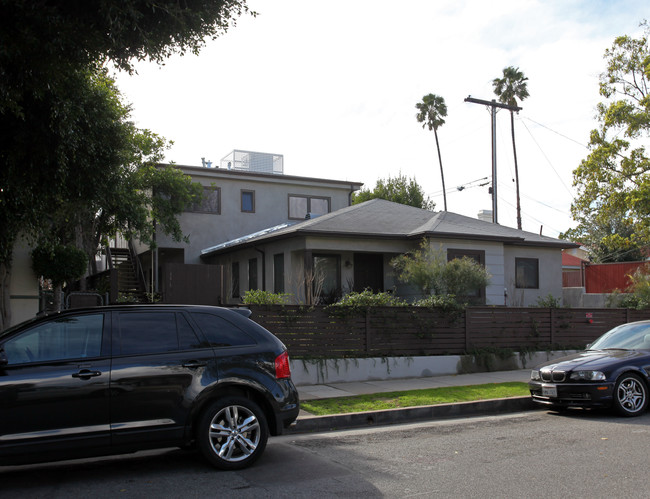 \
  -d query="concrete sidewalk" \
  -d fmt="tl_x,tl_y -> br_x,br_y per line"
288,369 -> 537,434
